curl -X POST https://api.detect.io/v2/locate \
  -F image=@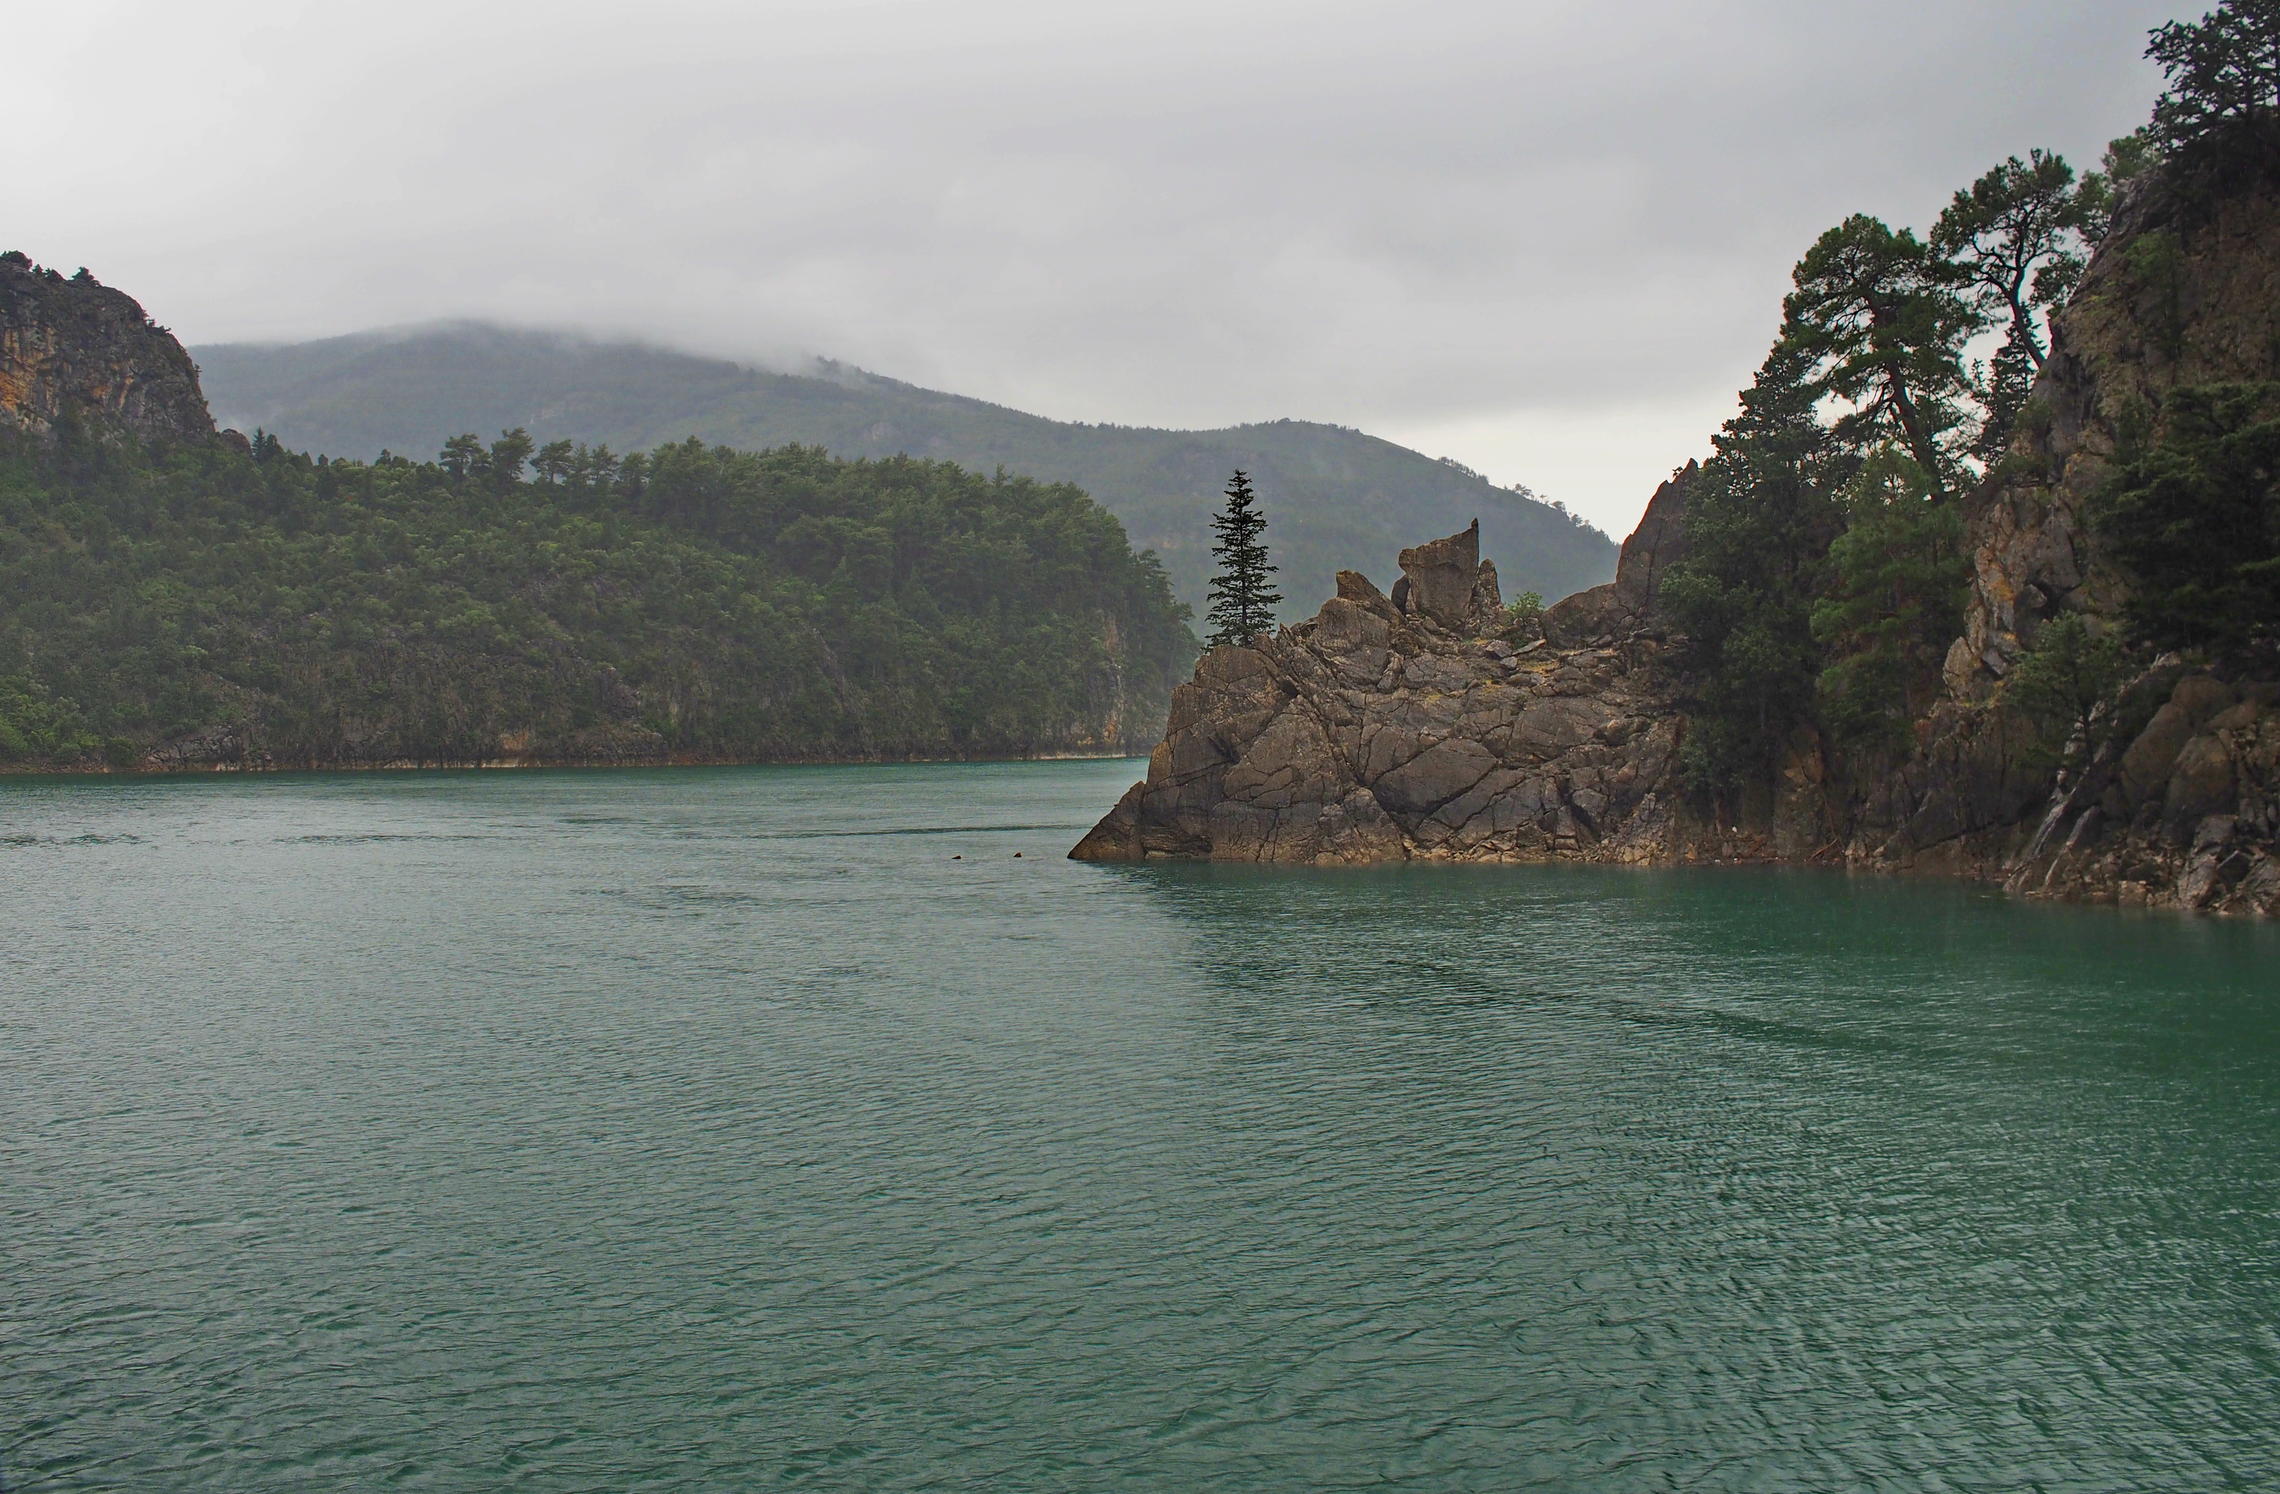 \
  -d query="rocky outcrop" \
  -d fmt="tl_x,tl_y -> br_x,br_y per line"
0,252 -> 213,446
1943,175 -> 2280,693
1072,484 -> 1712,866
1388,519 -> 1496,628
1860,656 -> 2280,914
1073,496 -> 2280,911
2015,674 -> 2280,914
1075,159 -> 2280,915
1541,465 -> 1693,648
1869,169 -> 2280,914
